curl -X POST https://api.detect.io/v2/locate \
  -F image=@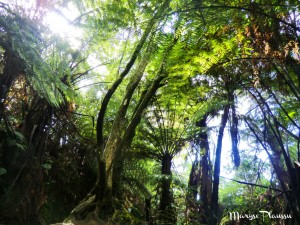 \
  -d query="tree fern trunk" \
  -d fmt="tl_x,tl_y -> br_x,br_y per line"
186,114 -> 212,224
145,198 -> 152,225
159,152 -> 176,224
198,115 -> 212,223
186,158 -> 200,223
208,105 -> 229,225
